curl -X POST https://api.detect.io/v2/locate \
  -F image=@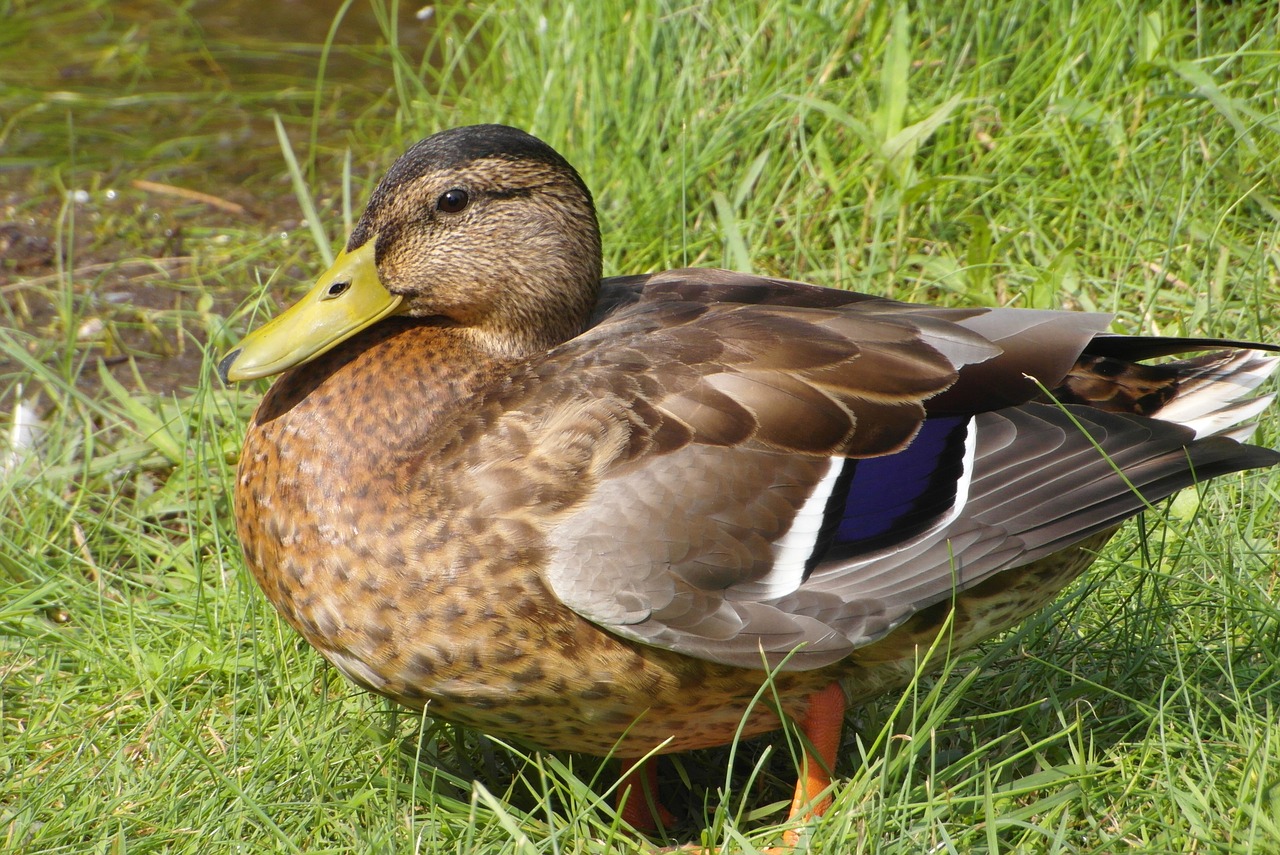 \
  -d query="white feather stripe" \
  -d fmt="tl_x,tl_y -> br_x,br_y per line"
743,458 -> 846,599
952,415 -> 978,525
